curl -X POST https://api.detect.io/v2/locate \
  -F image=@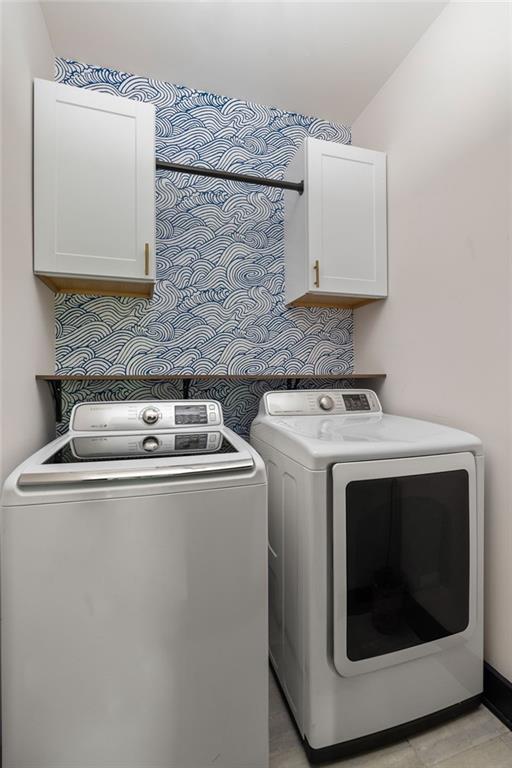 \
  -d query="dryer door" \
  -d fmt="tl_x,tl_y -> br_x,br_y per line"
332,452 -> 477,677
